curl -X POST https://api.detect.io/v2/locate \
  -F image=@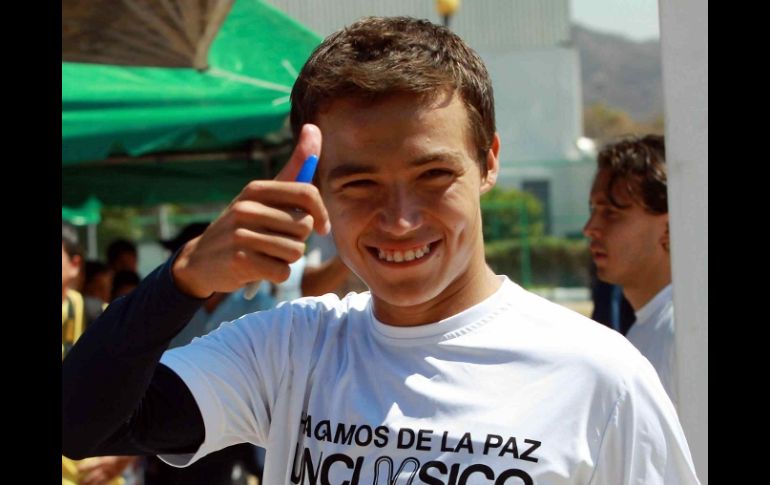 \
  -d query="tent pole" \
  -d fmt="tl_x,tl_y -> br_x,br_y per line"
158,204 -> 172,240
87,224 -> 98,259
